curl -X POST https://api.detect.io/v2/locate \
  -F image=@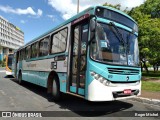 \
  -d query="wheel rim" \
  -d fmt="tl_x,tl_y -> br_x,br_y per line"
52,80 -> 57,96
